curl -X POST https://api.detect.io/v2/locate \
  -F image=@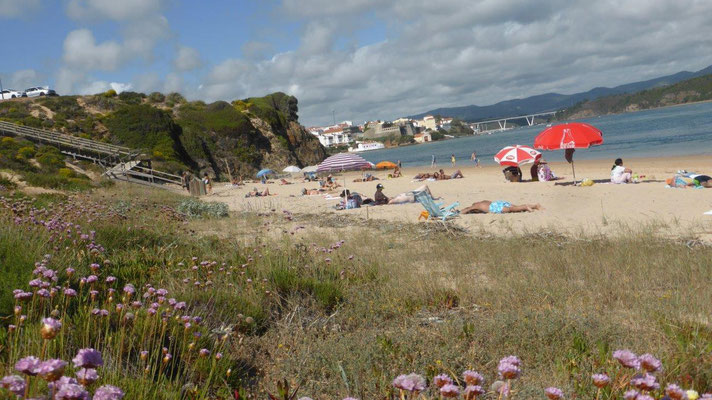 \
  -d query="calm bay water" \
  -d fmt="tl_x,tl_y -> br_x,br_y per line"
358,102 -> 712,167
